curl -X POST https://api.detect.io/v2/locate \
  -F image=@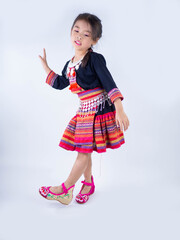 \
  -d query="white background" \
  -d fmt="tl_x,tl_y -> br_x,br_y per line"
0,0 -> 180,239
